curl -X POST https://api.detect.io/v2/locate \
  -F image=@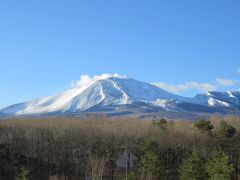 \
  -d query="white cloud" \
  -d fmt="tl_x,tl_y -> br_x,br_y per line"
71,74 -> 126,88
70,74 -> 238,96
216,78 -> 236,86
153,81 -> 216,94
